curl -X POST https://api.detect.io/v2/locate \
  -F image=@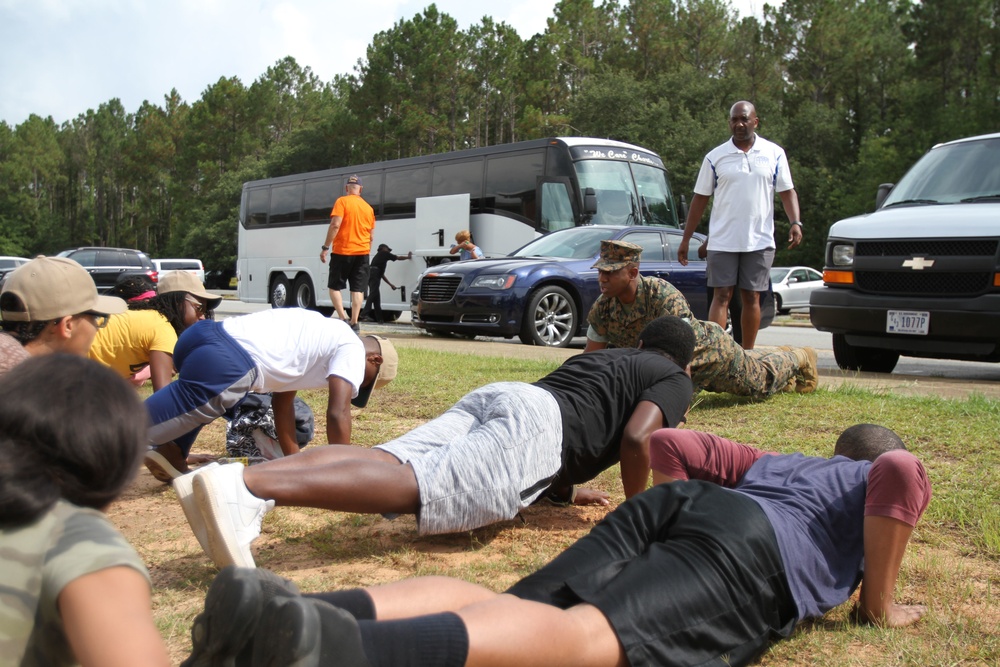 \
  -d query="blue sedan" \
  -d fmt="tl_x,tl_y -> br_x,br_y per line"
411,225 -> 712,347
